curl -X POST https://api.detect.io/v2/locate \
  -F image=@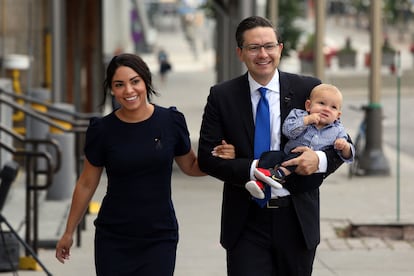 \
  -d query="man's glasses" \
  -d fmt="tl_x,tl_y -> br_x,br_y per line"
240,42 -> 281,55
